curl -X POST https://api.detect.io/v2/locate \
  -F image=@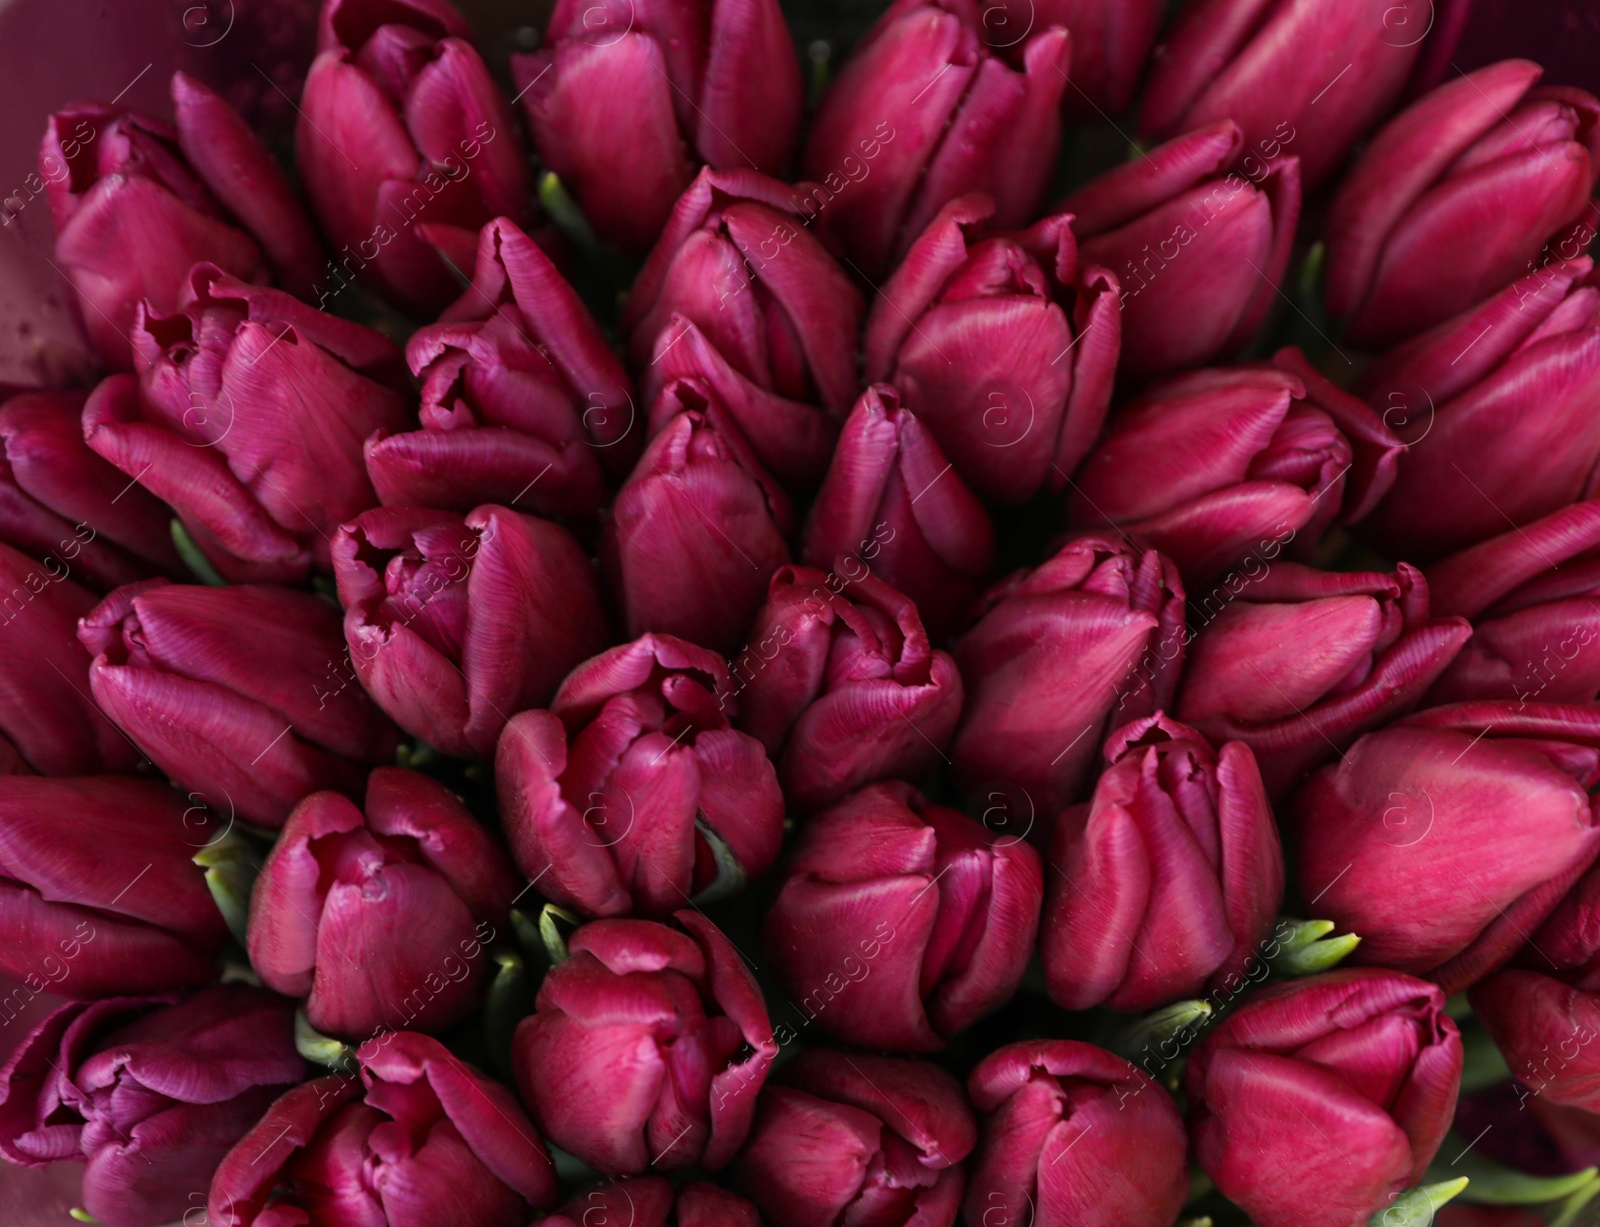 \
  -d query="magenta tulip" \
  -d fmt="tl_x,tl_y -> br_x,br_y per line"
541,1178 -> 763,1227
